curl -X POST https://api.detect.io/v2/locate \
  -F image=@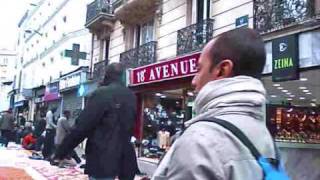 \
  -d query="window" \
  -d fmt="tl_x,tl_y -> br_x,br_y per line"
49,76 -> 52,82
31,44 -> 34,47
42,62 -> 45,67
53,25 -> 56,31
36,40 -> 39,44
63,16 -> 67,23
50,57 -> 54,63
4,58 -> 8,65
60,51 -> 64,57
45,33 -> 48,38
26,48 -> 29,52
139,20 -> 154,46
